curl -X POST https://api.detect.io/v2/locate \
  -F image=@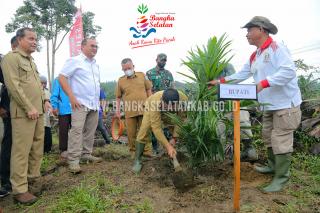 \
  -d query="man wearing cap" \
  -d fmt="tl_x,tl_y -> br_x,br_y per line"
132,88 -> 187,173
208,16 -> 302,192
146,53 -> 174,154
115,58 -> 152,156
